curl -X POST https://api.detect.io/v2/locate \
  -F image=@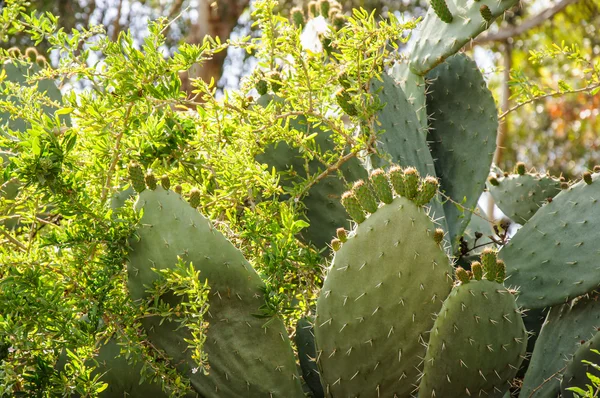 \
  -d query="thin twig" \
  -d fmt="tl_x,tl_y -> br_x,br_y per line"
0,228 -> 26,251
528,365 -> 567,398
295,151 -> 358,199
499,83 -> 600,120
101,103 -> 134,203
